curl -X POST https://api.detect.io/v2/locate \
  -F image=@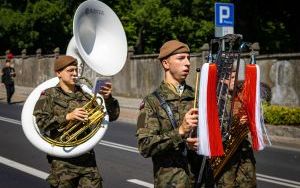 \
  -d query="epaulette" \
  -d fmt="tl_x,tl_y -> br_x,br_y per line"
139,100 -> 145,110
40,90 -> 46,96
